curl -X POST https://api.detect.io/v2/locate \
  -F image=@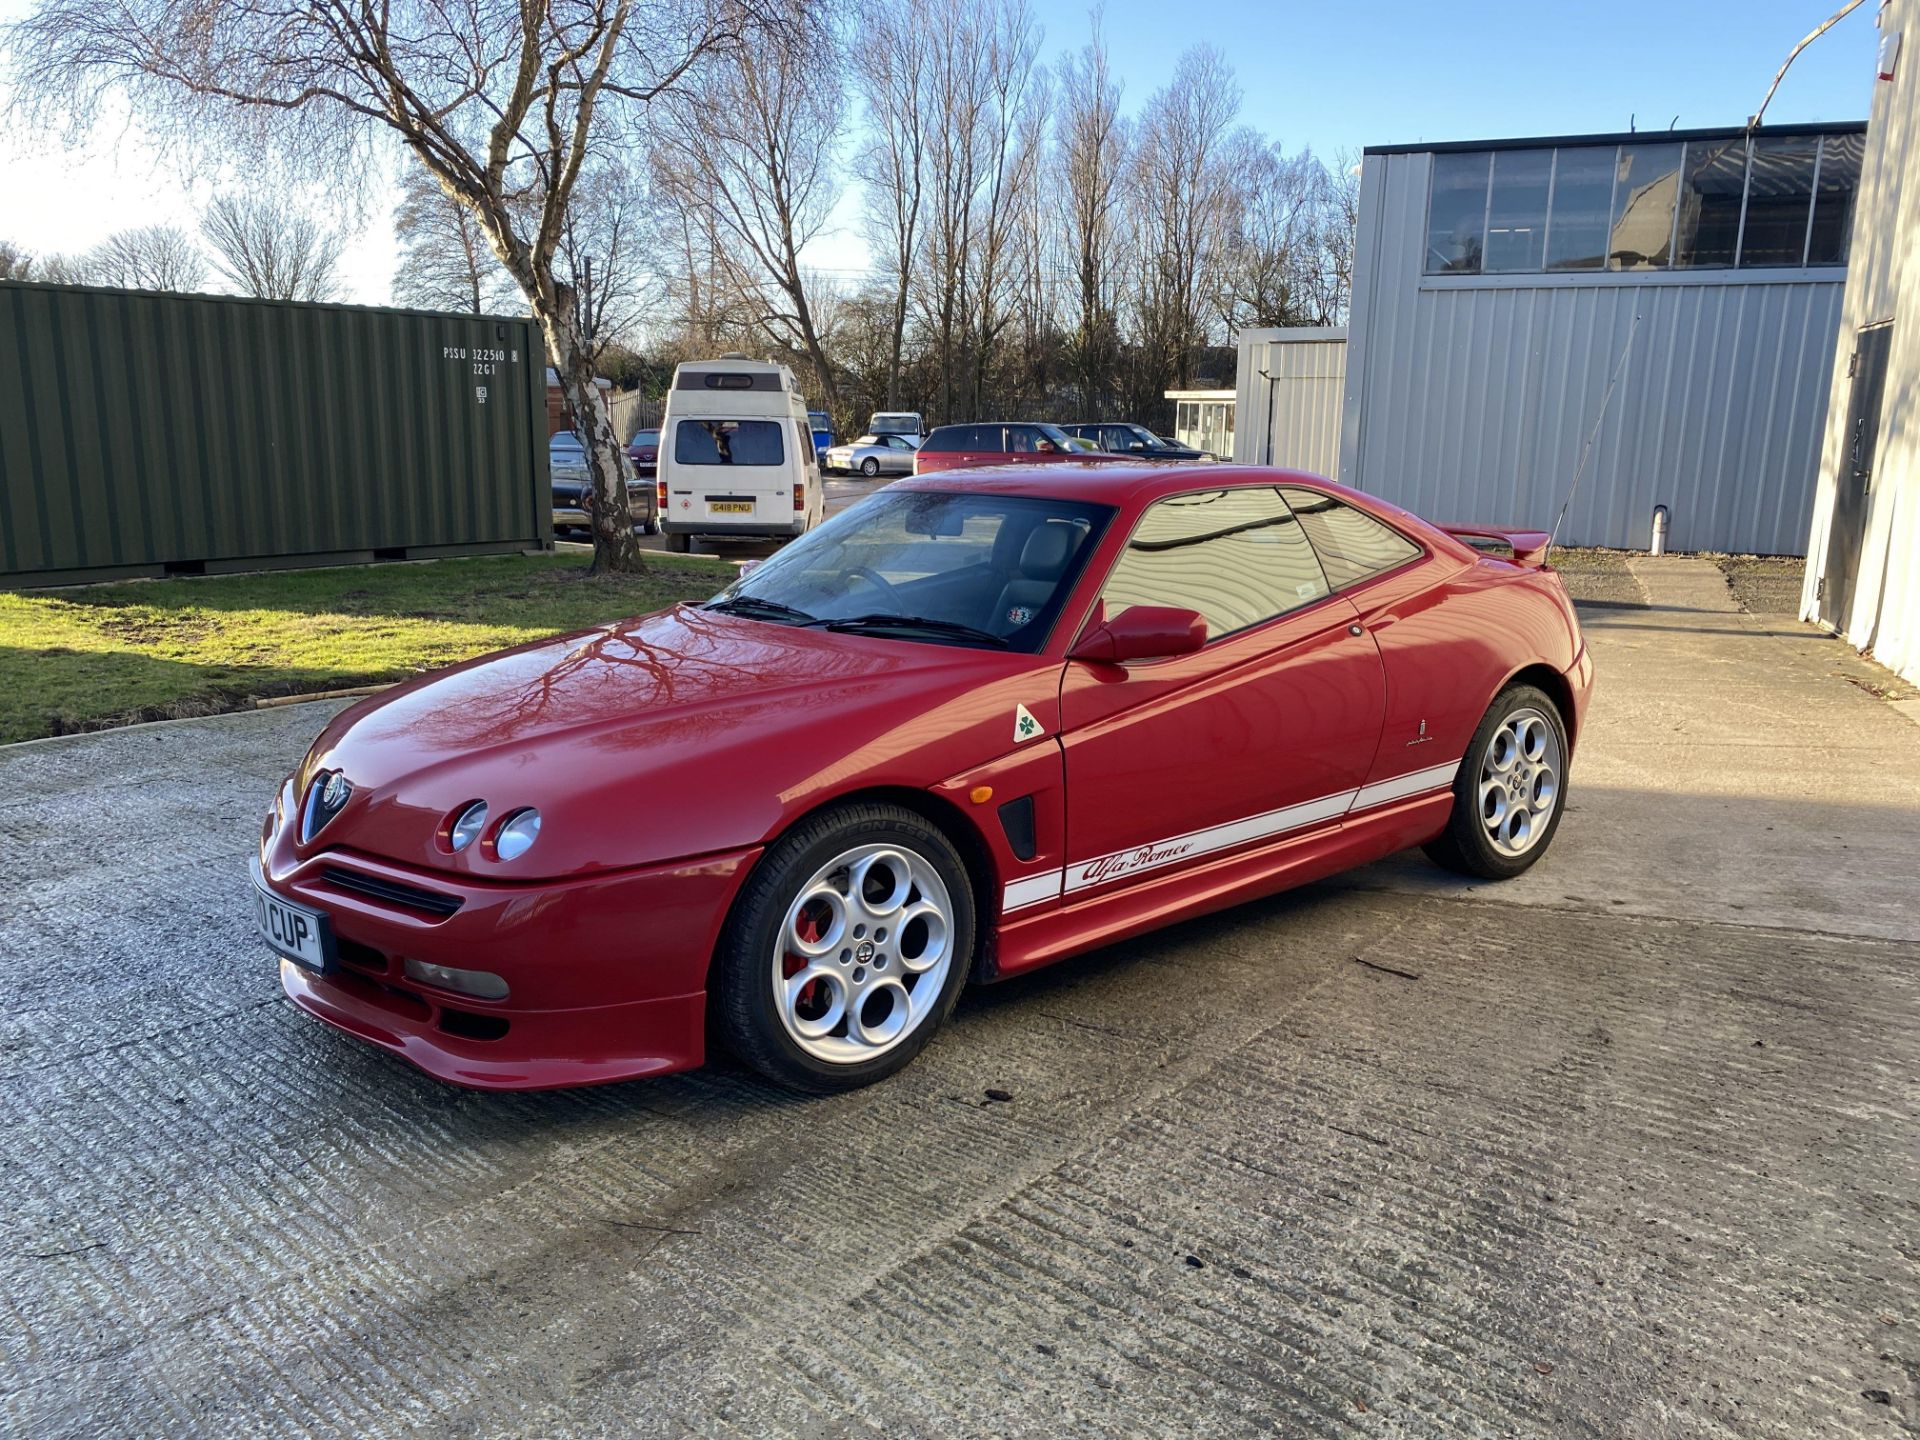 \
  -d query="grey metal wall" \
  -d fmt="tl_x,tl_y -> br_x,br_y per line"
1340,150 -> 1846,554
0,282 -> 549,585
1233,326 -> 1346,475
